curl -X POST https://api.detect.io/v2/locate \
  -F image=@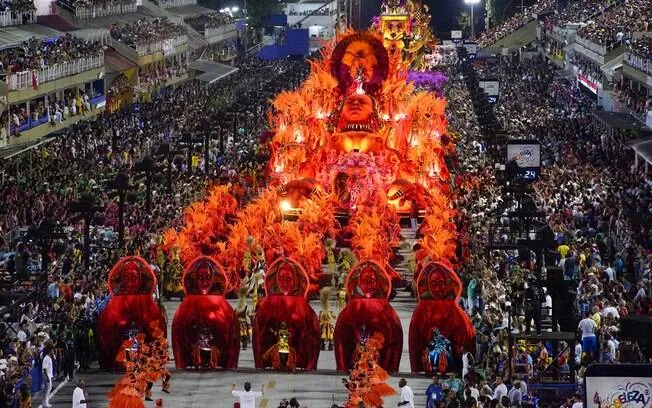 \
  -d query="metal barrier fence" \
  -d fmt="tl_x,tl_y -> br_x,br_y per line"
205,23 -> 237,39
73,2 -> 137,18
6,54 -> 104,91
0,10 -> 36,27
624,51 -> 652,77
134,35 -> 187,56
157,0 -> 196,8
576,35 -> 608,56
